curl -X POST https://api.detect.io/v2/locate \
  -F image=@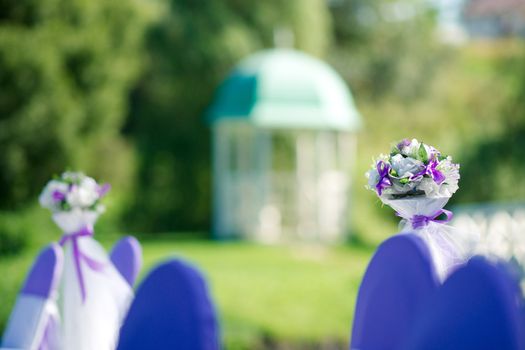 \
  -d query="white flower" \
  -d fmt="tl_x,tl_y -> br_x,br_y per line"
439,183 -> 459,197
398,138 -> 439,160
417,175 -> 458,198
426,145 -> 439,158
39,180 -> 69,211
390,154 -> 425,178
418,177 -> 442,197
366,168 -> 380,189
391,177 -> 420,194
398,139 -> 421,158
66,176 -> 99,208
438,158 -> 460,185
